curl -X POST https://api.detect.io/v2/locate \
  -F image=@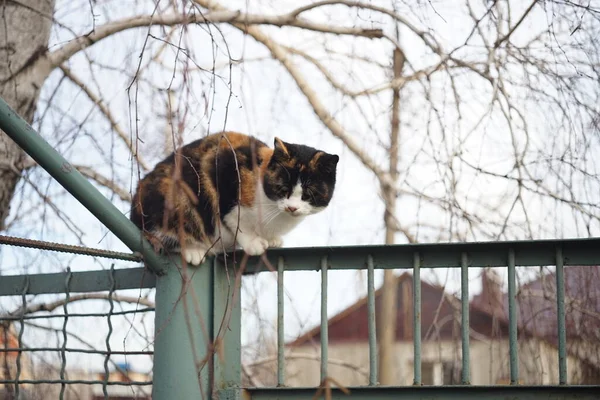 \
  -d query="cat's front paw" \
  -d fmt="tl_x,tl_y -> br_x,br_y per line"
243,236 -> 269,256
268,237 -> 283,248
182,245 -> 208,266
